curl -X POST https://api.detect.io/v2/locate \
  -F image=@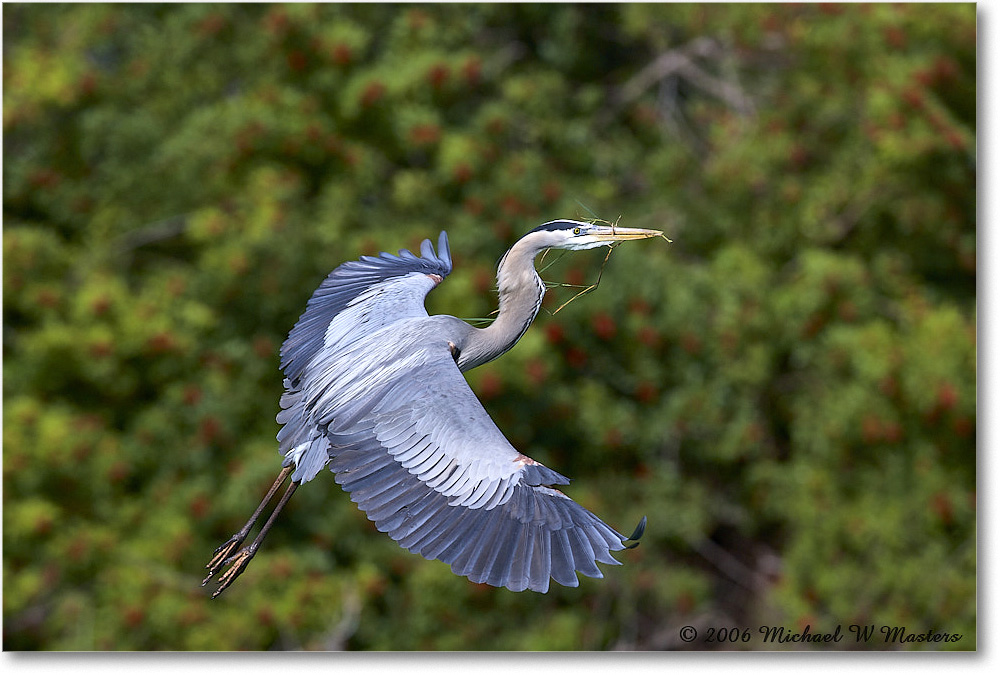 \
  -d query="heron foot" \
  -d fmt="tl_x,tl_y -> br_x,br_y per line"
200,474 -> 297,597
202,534 -> 246,586
210,546 -> 257,598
